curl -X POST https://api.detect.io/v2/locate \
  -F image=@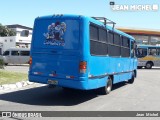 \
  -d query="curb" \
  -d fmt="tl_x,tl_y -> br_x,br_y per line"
0,81 -> 34,92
